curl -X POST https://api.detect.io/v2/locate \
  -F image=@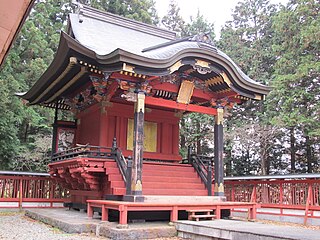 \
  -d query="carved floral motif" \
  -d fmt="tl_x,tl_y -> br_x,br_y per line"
65,74 -> 110,112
